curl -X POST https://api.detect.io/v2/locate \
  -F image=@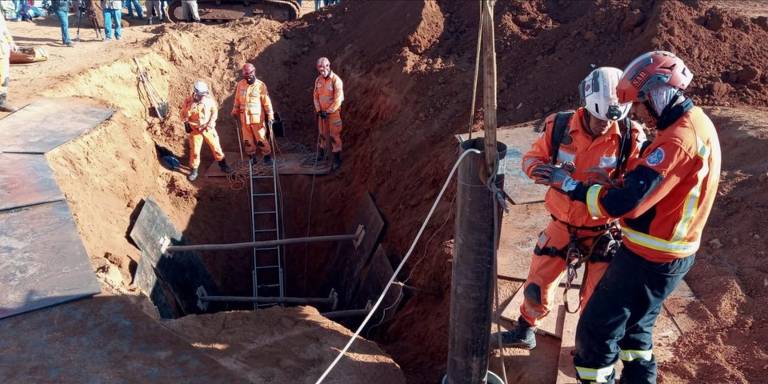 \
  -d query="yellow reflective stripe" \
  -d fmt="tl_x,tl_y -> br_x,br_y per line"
586,184 -> 604,219
622,226 -> 699,255
619,349 -> 653,362
575,365 -> 614,383
671,137 -> 710,241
